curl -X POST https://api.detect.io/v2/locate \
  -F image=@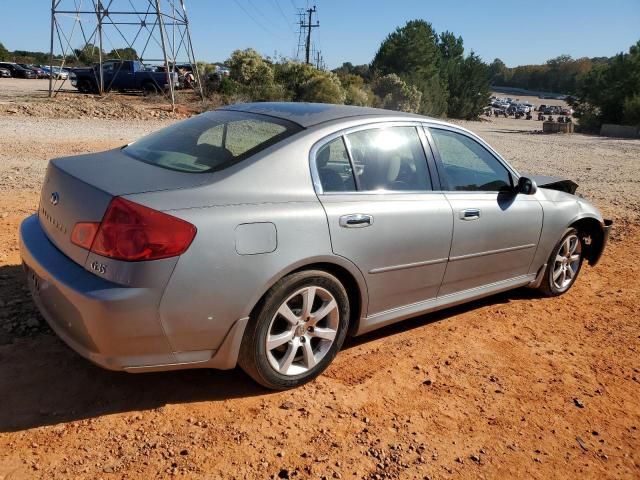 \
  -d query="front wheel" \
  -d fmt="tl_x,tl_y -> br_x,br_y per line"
142,82 -> 159,96
238,270 -> 350,390
77,79 -> 94,93
538,228 -> 583,296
